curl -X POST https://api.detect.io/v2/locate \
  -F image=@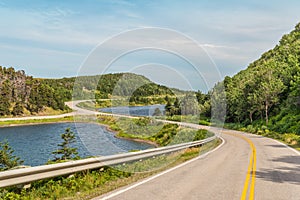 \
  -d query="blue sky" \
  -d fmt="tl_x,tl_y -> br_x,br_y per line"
0,0 -> 300,91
